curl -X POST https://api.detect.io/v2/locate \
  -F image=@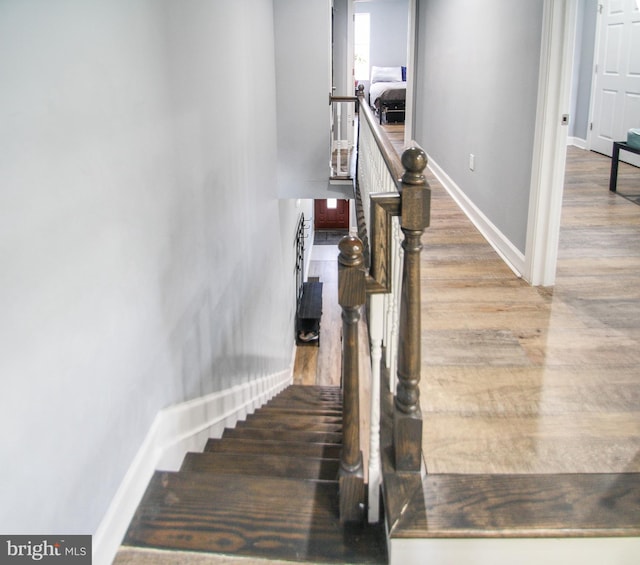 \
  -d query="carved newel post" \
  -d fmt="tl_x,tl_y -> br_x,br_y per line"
394,146 -> 431,472
338,235 -> 366,522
